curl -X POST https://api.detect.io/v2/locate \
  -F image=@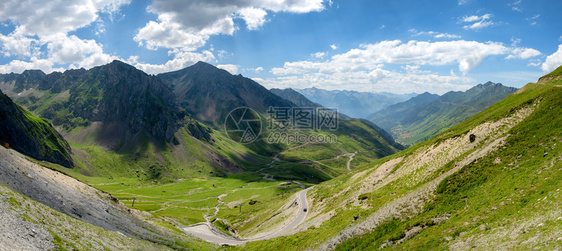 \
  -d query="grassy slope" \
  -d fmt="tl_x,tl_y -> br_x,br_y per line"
374,84 -> 516,146
54,116 -> 402,241
239,70 -> 561,250
40,100 -> 401,242
2,64 -> 406,247
0,184 -> 214,250
0,91 -> 73,168
336,81 -> 562,250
